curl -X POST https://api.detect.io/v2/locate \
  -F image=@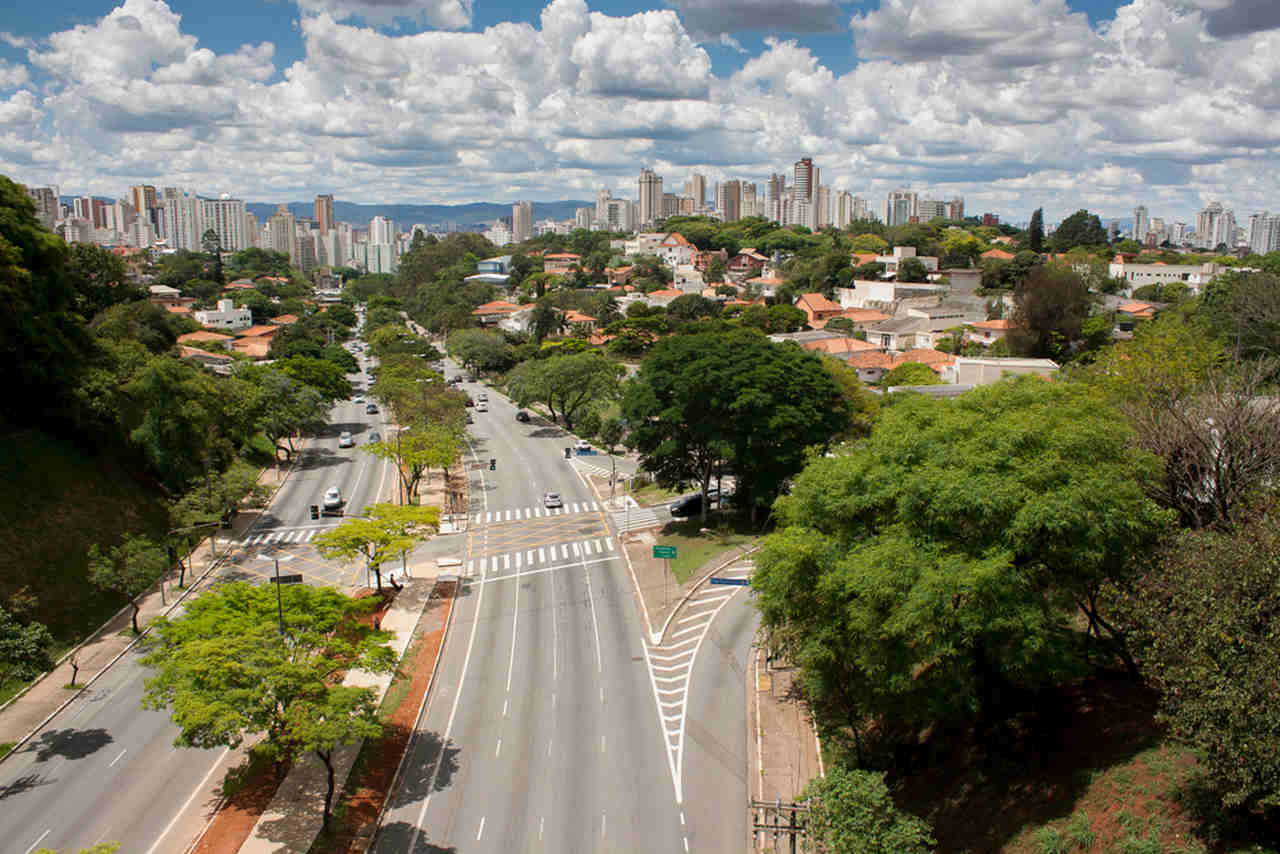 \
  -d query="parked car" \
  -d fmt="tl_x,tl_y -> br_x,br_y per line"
543,492 -> 563,509
515,411 -> 530,423
465,413 -> 473,424
574,439 -> 592,452
366,403 -> 379,414
465,397 -> 474,407
323,486 -> 343,509
670,489 -> 720,518
338,431 -> 354,448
